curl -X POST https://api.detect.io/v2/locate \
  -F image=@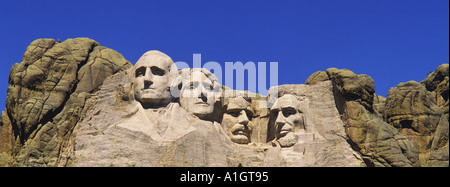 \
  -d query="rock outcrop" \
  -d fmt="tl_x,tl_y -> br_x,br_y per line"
422,64 -> 449,120
0,38 -> 132,166
420,64 -> 449,166
0,38 -> 448,167
306,68 -> 420,167
306,65 -> 449,167
382,64 -> 449,166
